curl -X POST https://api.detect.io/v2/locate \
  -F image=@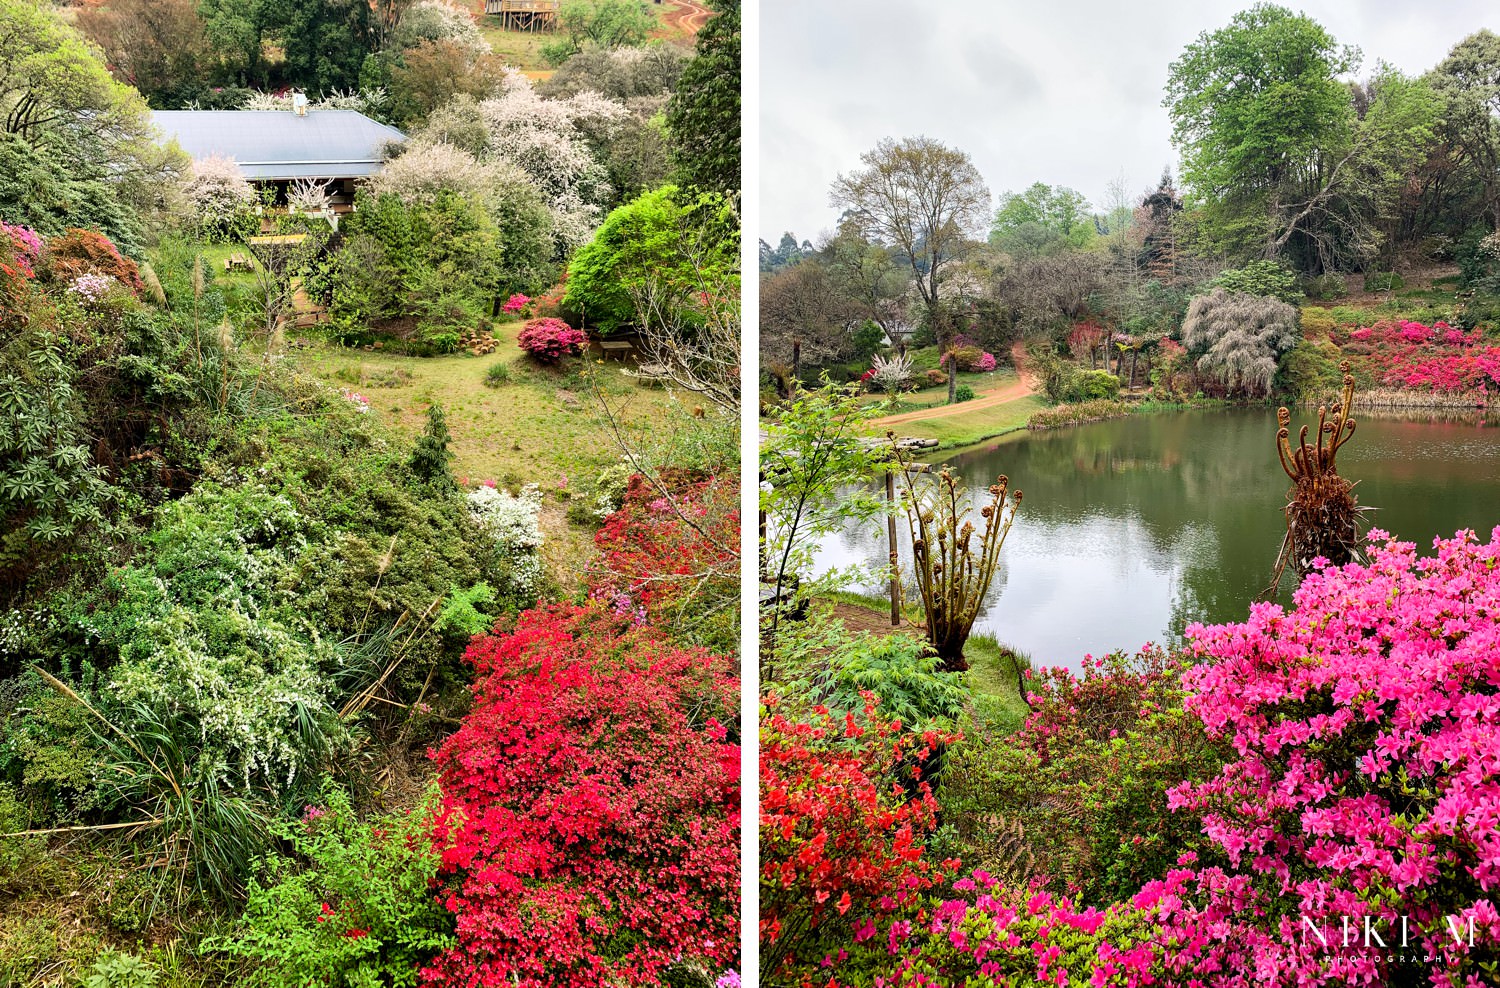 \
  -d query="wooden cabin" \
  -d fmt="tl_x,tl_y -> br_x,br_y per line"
485,0 -> 559,31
